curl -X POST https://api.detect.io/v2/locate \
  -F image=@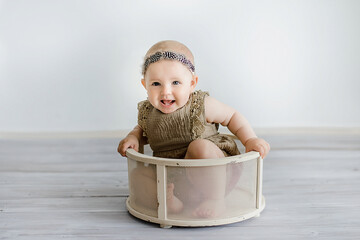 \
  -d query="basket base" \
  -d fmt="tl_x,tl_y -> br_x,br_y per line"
126,196 -> 265,228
